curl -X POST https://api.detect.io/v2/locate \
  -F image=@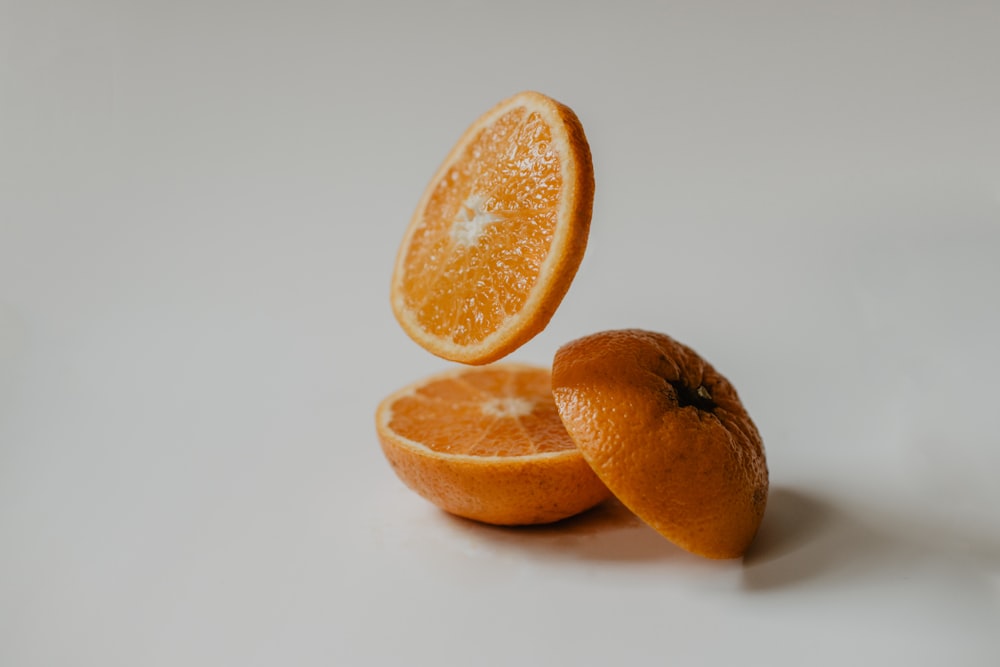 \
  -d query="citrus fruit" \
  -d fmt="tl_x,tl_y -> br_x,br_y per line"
551,329 -> 768,559
375,363 -> 611,525
390,91 -> 594,365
